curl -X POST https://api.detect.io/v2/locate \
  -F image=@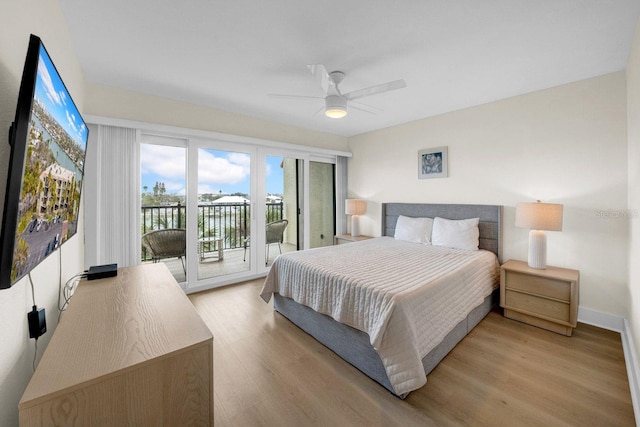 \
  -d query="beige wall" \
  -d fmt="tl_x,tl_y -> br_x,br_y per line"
85,82 -> 348,152
348,72 -> 629,318
0,1 -> 86,426
627,19 -> 640,363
